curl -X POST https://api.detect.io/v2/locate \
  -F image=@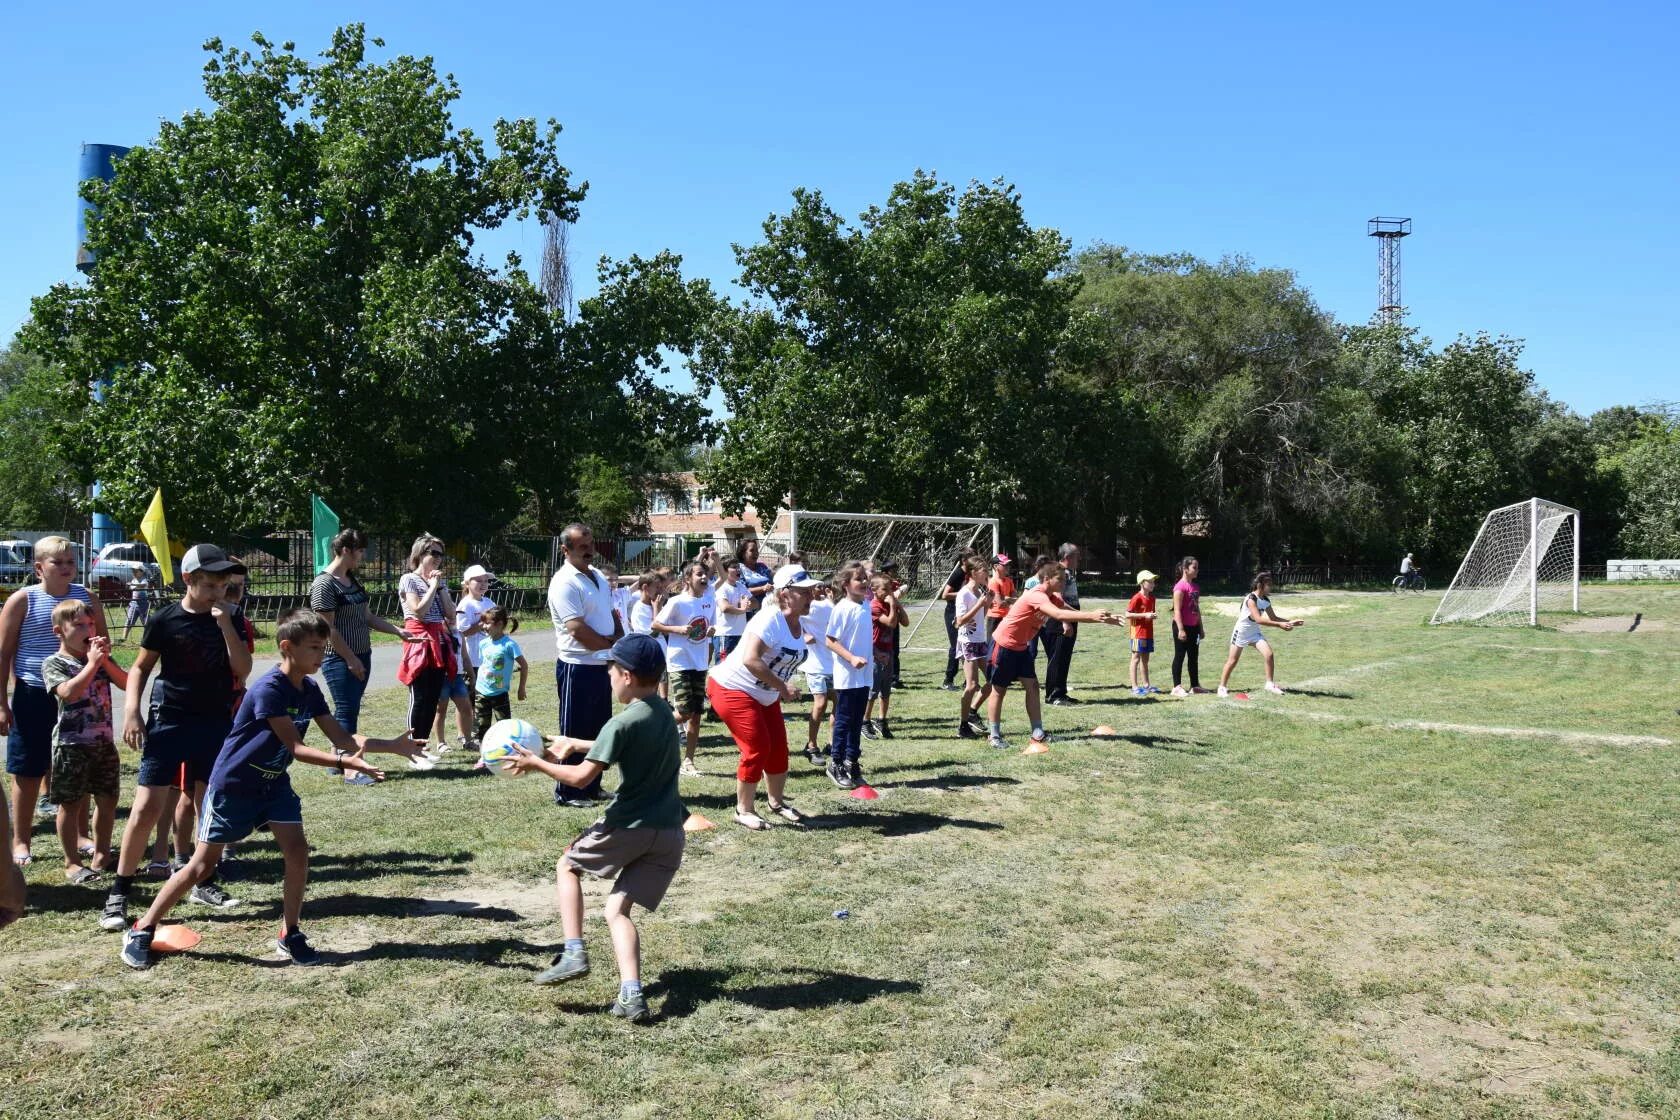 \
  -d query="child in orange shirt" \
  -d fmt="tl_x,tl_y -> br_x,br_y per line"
1127,571 -> 1159,696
